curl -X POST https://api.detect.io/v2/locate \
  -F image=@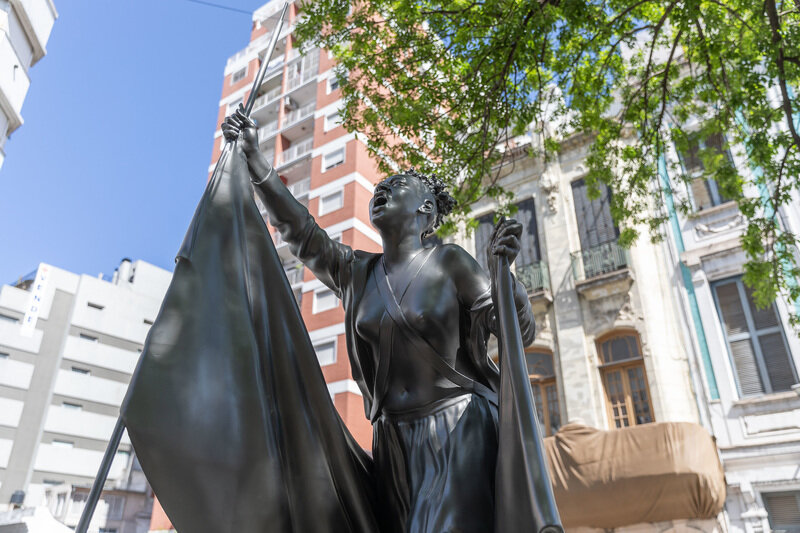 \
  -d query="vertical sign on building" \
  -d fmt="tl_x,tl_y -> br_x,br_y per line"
20,264 -> 51,337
